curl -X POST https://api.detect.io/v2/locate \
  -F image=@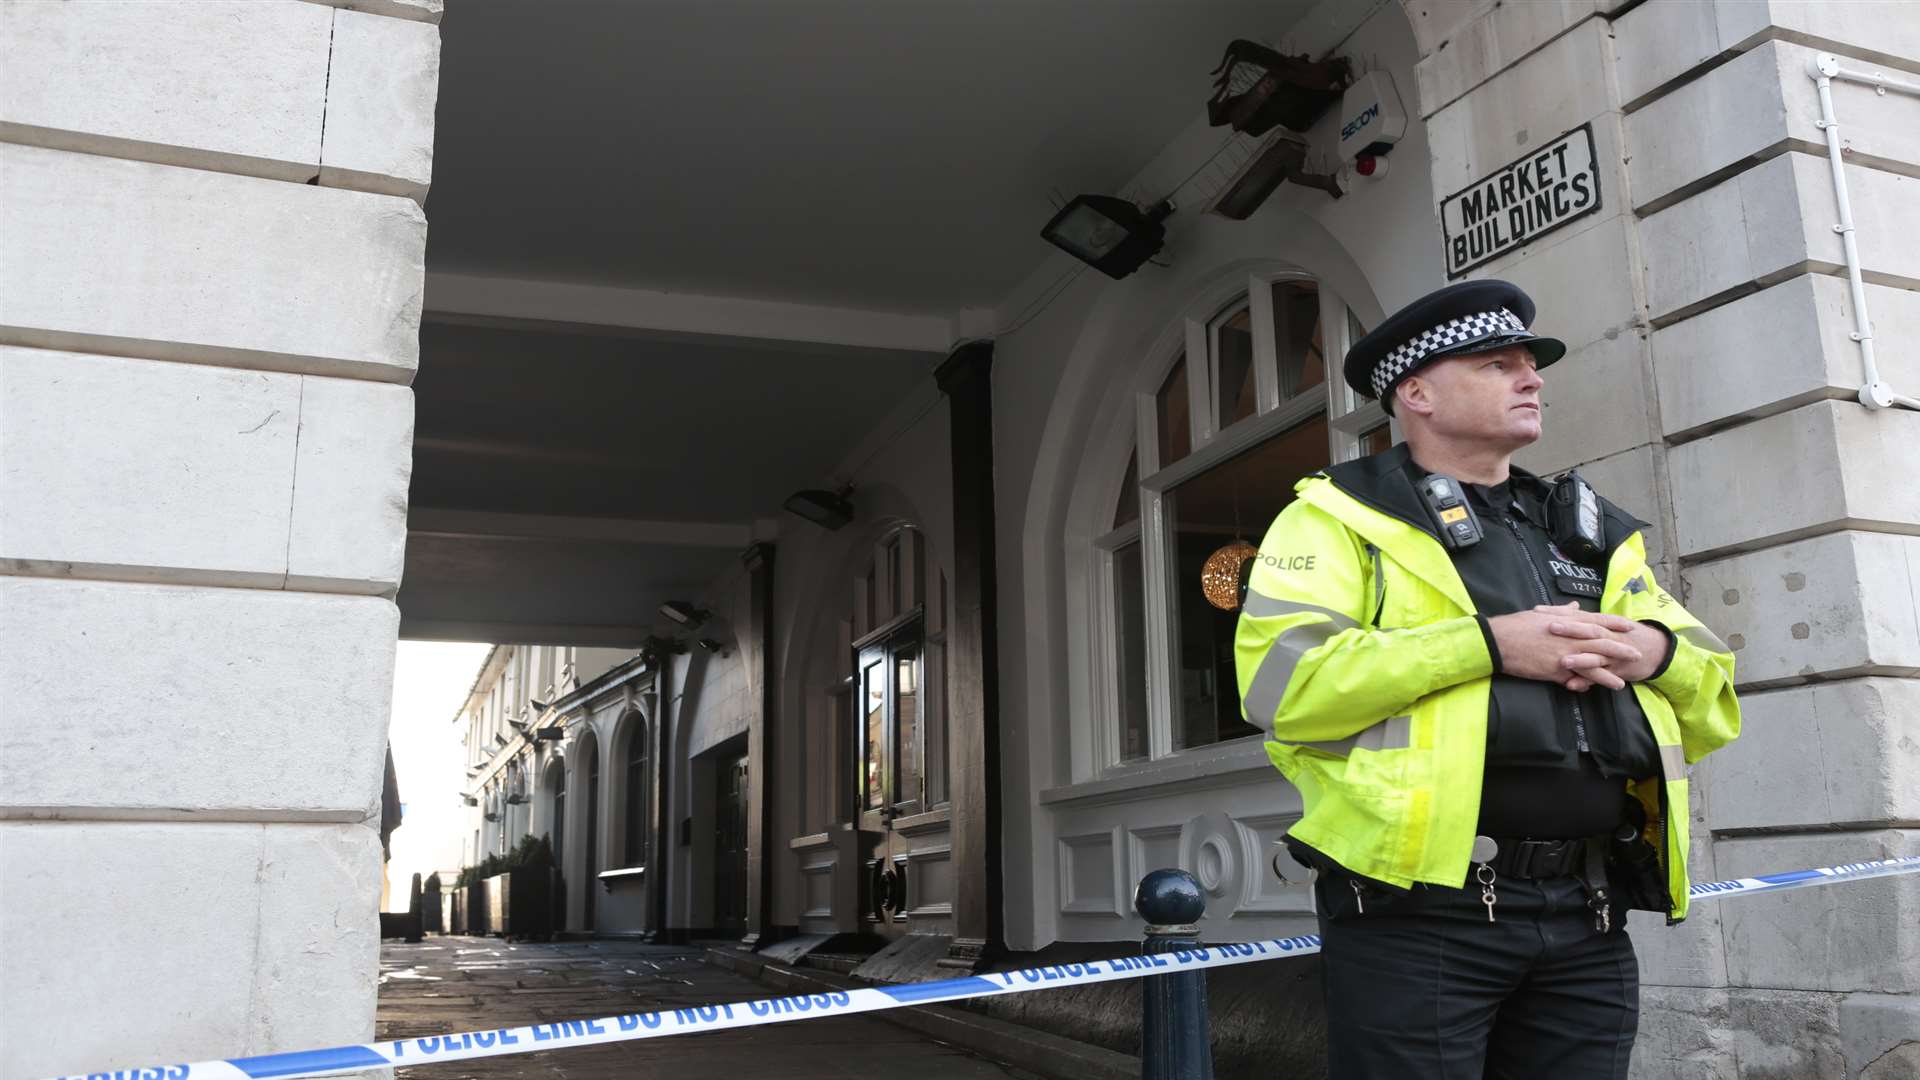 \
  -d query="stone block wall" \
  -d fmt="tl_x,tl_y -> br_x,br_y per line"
1411,0 -> 1919,1074
0,2 -> 440,1077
